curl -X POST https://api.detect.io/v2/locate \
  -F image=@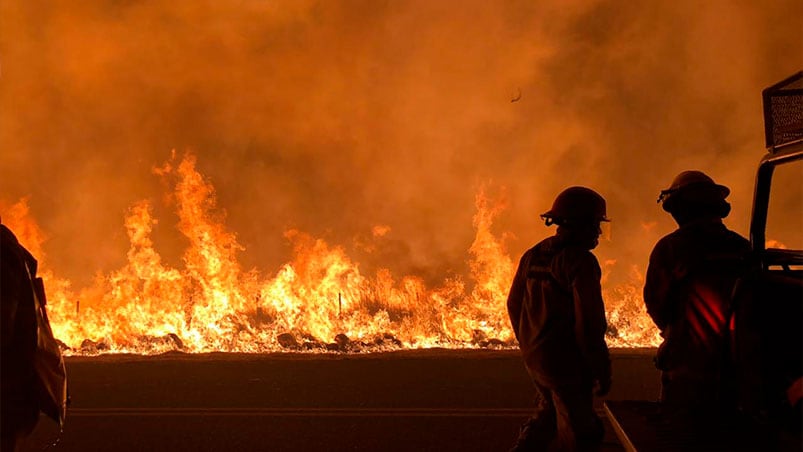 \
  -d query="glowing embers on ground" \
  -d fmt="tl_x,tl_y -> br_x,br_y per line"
3,152 -> 660,354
